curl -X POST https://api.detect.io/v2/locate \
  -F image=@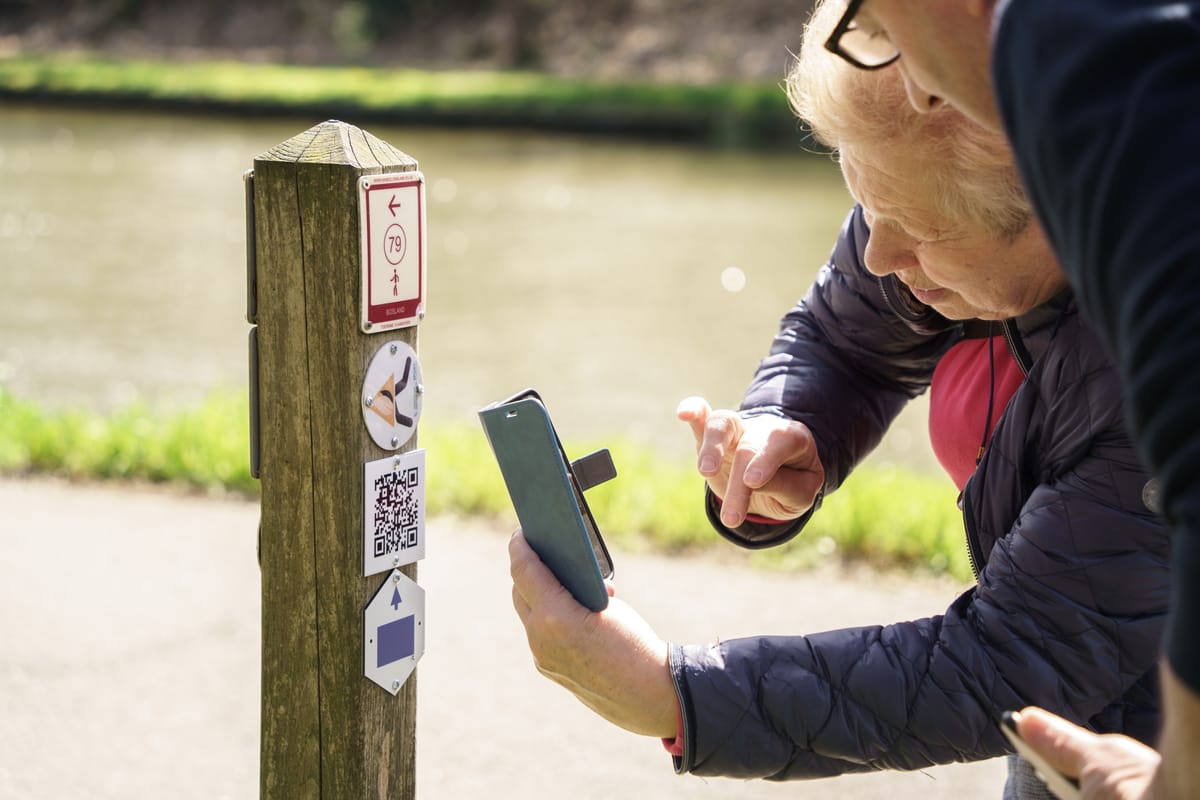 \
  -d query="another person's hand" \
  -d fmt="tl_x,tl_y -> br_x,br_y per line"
508,530 -> 678,738
1014,706 -> 1162,799
677,396 -> 825,528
